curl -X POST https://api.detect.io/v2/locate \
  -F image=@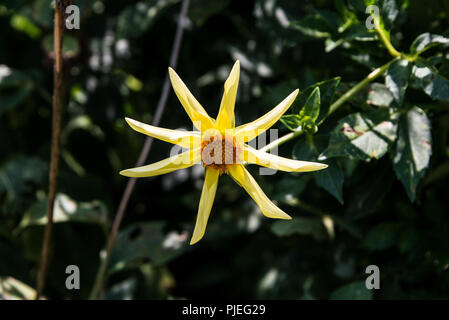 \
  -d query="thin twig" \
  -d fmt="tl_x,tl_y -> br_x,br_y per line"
324,57 -> 399,118
89,0 -> 190,300
35,2 -> 65,300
